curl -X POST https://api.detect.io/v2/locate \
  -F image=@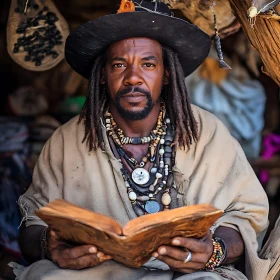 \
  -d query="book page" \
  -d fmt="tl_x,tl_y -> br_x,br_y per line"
123,204 -> 223,236
36,199 -> 123,236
